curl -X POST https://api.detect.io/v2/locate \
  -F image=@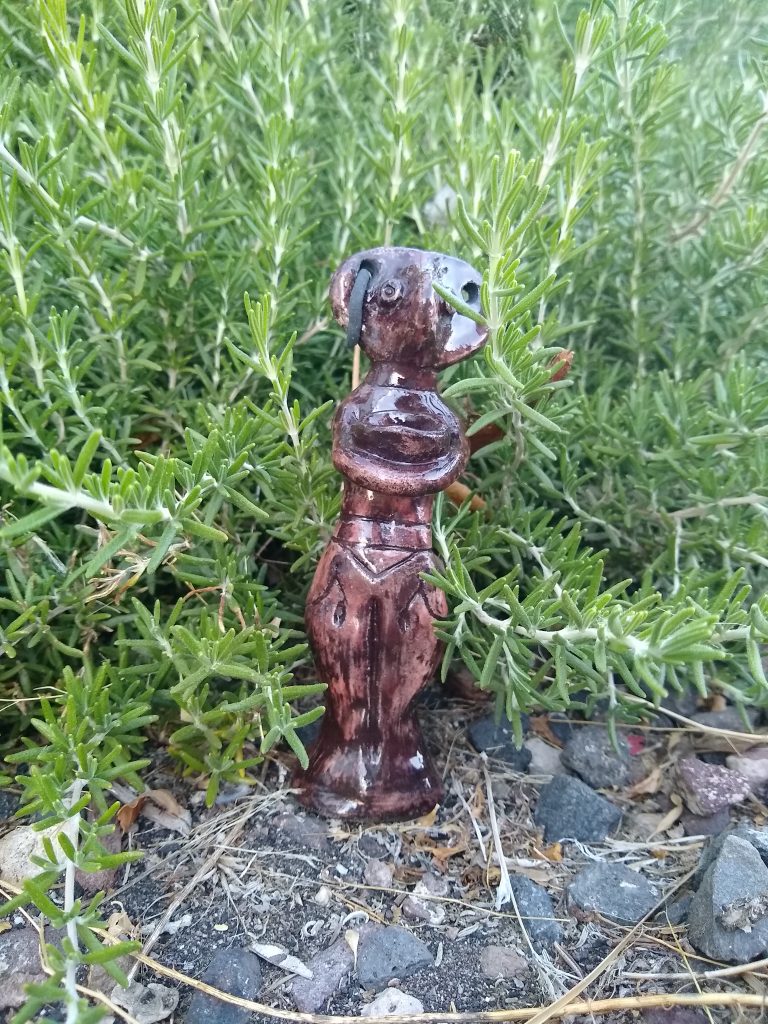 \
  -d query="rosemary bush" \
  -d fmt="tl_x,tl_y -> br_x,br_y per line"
0,0 -> 766,1017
